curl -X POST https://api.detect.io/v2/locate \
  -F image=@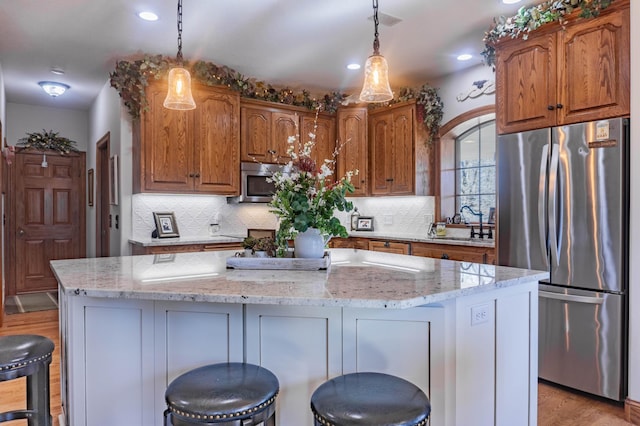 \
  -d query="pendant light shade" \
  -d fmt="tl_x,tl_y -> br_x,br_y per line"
360,54 -> 393,103
164,0 -> 196,110
359,0 -> 393,103
163,67 -> 196,110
